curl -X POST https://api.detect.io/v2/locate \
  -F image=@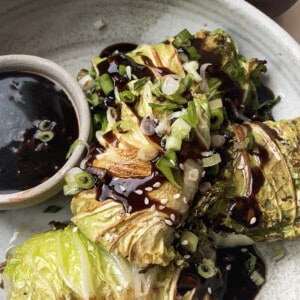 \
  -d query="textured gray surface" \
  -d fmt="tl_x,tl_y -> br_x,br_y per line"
1,0 -> 300,299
